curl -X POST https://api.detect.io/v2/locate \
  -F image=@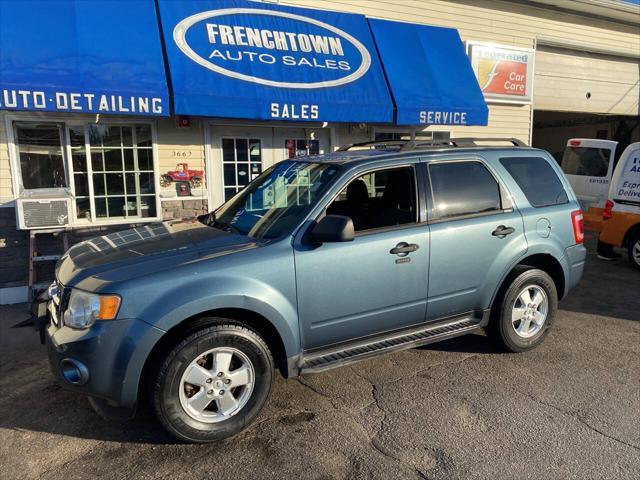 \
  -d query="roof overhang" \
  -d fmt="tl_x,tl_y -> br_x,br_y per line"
515,0 -> 640,26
